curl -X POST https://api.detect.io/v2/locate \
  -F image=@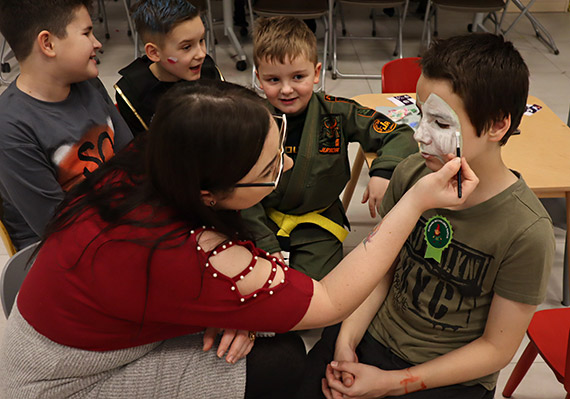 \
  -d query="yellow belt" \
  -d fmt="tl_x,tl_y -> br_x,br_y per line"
266,207 -> 348,243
